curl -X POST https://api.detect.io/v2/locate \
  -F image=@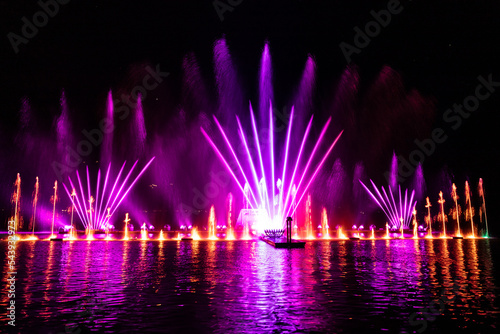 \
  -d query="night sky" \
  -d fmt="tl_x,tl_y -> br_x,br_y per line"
1,0 -> 500,234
